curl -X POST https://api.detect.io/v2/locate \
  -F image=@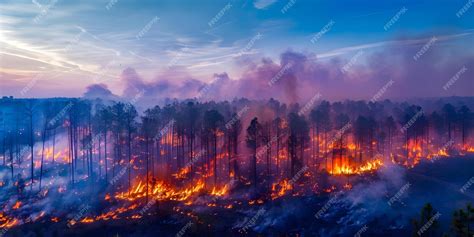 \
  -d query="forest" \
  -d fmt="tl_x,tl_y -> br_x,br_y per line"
0,96 -> 473,236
